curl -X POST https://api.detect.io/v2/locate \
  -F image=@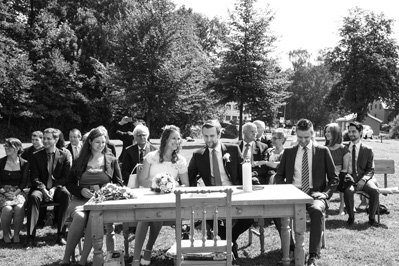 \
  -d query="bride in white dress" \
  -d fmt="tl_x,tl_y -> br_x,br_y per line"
132,125 -> 189,266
